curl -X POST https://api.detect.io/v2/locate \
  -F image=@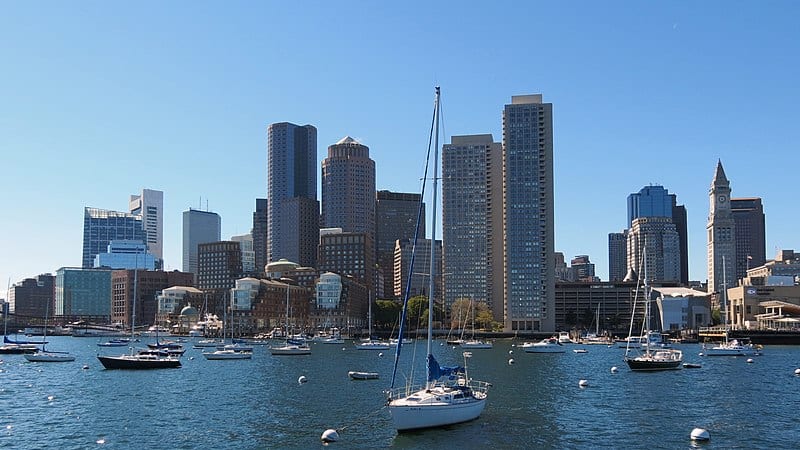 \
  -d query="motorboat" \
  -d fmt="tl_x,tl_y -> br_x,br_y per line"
355,340 -> 390,350
557,331 -> 574,344
522,337 -> 566,353
269,341 -> 312,355
703,338 -> 761,356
